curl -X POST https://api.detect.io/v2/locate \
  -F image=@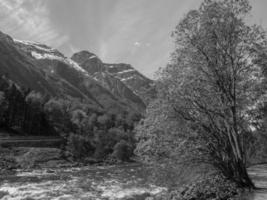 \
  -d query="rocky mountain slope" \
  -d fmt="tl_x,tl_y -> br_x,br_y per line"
72,51 -> 156,104
0,31 -> 152,114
